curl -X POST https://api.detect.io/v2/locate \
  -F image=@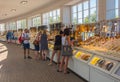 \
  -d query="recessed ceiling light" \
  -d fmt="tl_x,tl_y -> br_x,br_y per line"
11,9 -> 16,12
20,0 -> 28,5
